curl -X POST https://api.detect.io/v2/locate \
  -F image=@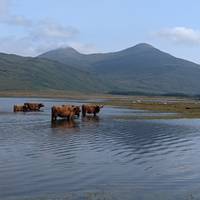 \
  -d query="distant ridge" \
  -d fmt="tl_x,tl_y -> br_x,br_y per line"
0,53 -> 109,92
38,43 -> 200,95
0,43 -> 200,95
